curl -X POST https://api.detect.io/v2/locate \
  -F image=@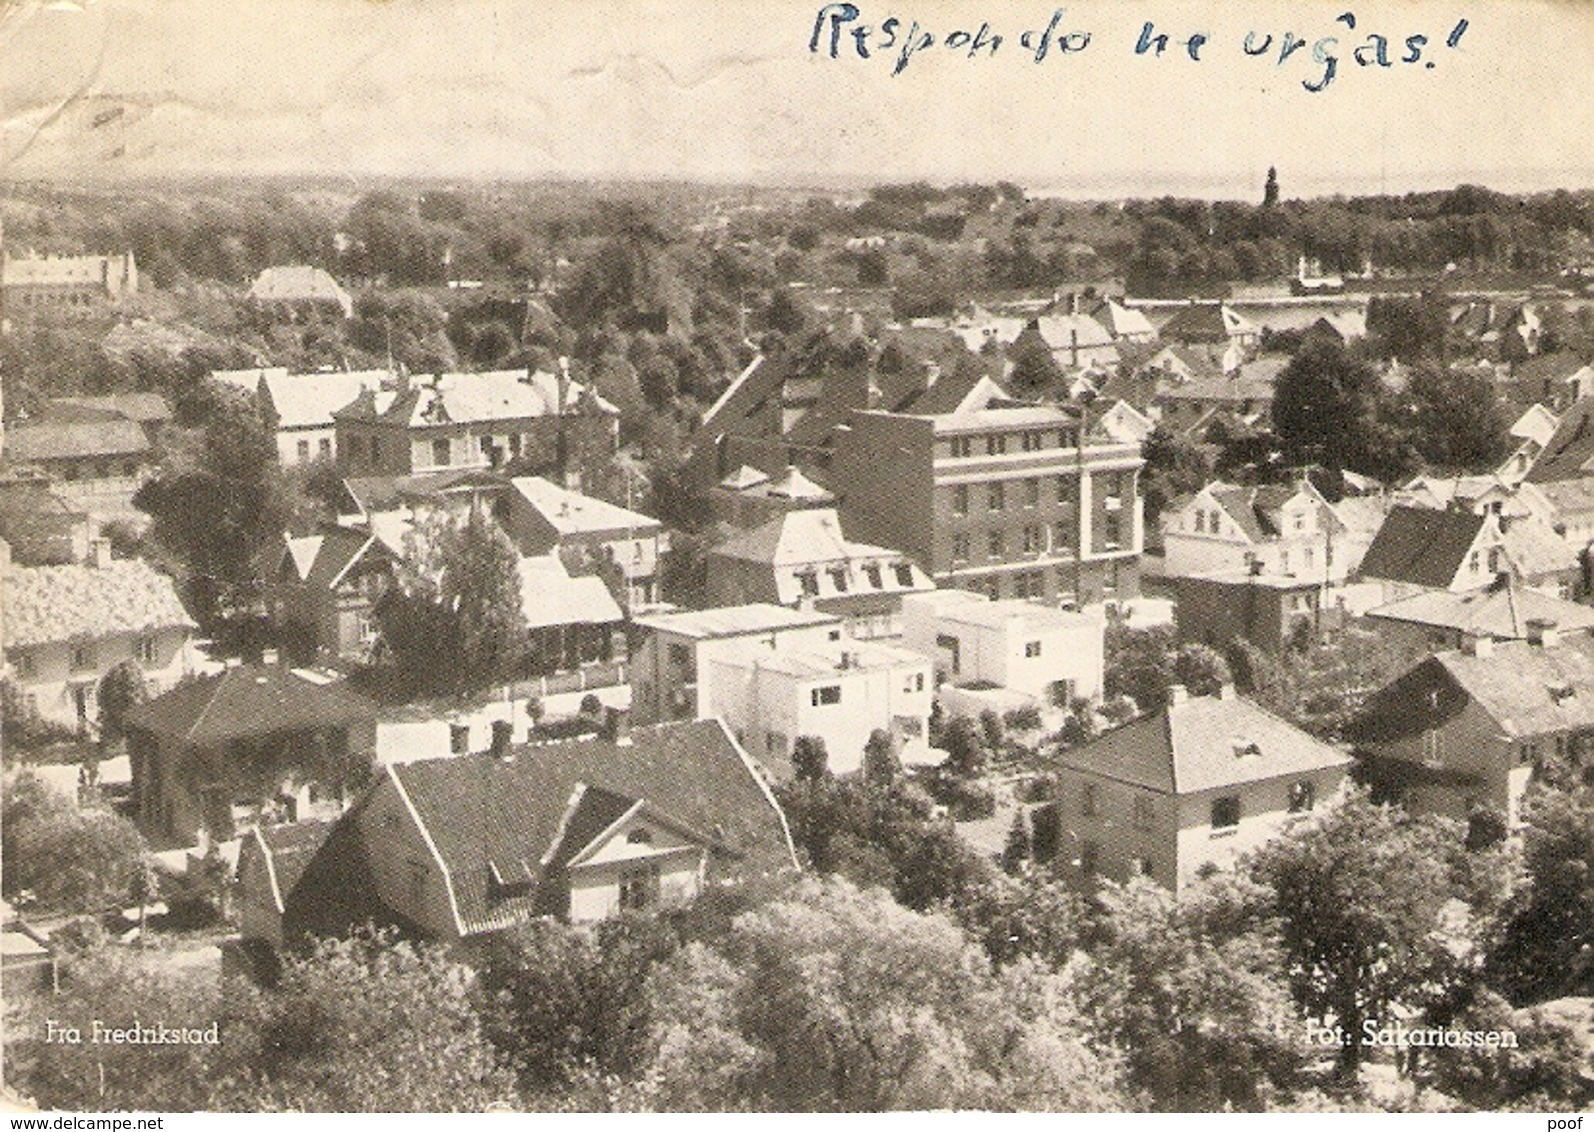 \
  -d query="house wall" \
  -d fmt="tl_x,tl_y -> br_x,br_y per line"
1172,770 -> 1349,892
1361,696 -> 1540,826
833,413 -> 937,570
566,813 -> 706,922
704,653 -> 933,779
900,604 -> 1104,701
356,775 -> 460,938
9,626 -> 193,730
1050,769 -> 1180,889
278,427 -> 337,467
630,620 -> 842,726
1175,577 -> 1320,655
